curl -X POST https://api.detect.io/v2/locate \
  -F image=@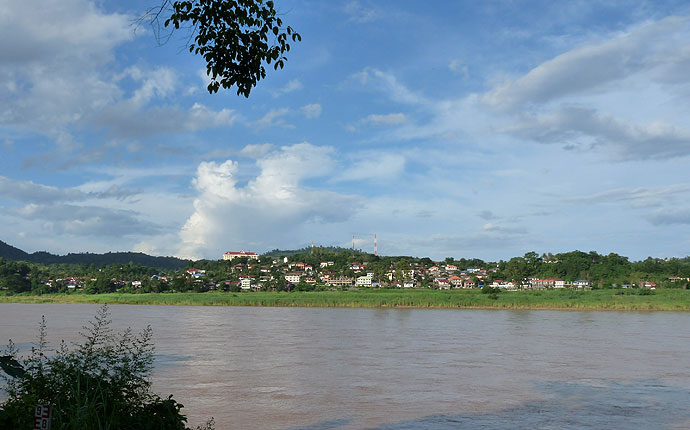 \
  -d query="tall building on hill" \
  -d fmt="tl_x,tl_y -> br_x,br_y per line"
223,251 -> 259,261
